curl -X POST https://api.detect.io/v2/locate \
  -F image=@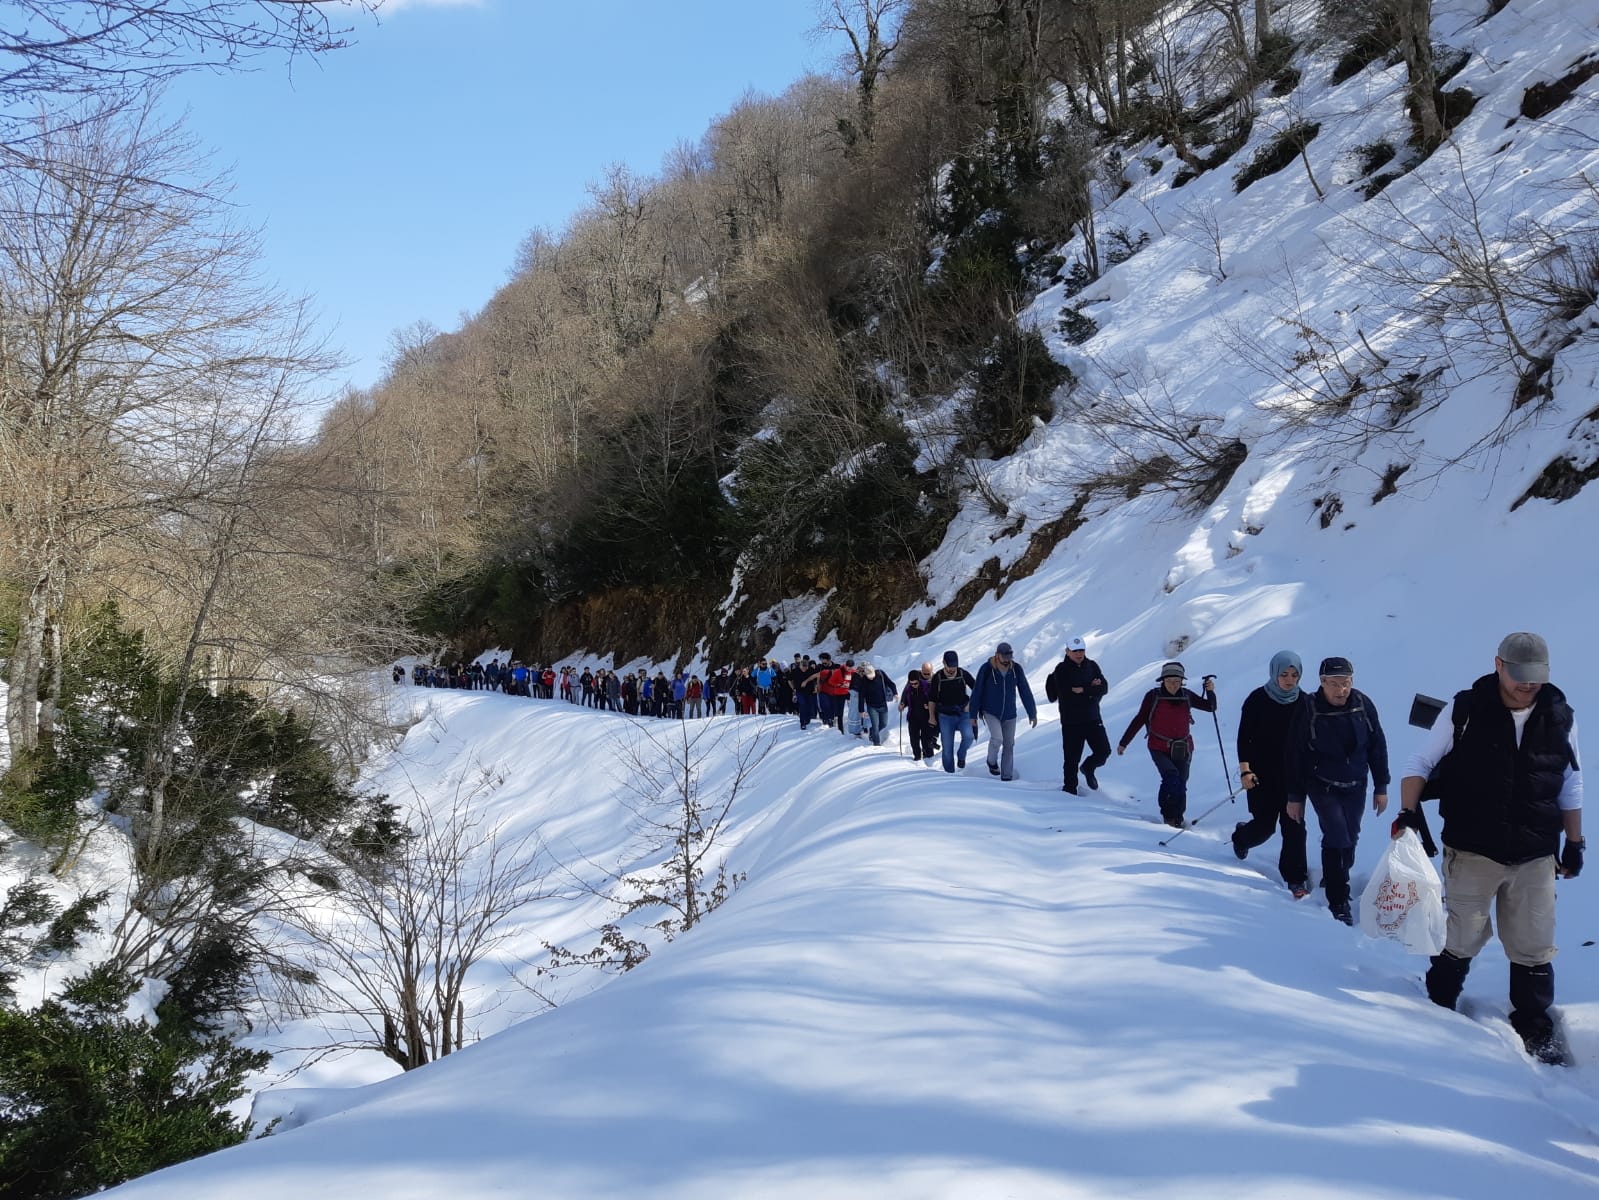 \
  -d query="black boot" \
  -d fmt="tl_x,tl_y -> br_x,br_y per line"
1425,950 -> 1472,1010
1508,962 -> 1565,1064
1320,845 -> 1351,908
